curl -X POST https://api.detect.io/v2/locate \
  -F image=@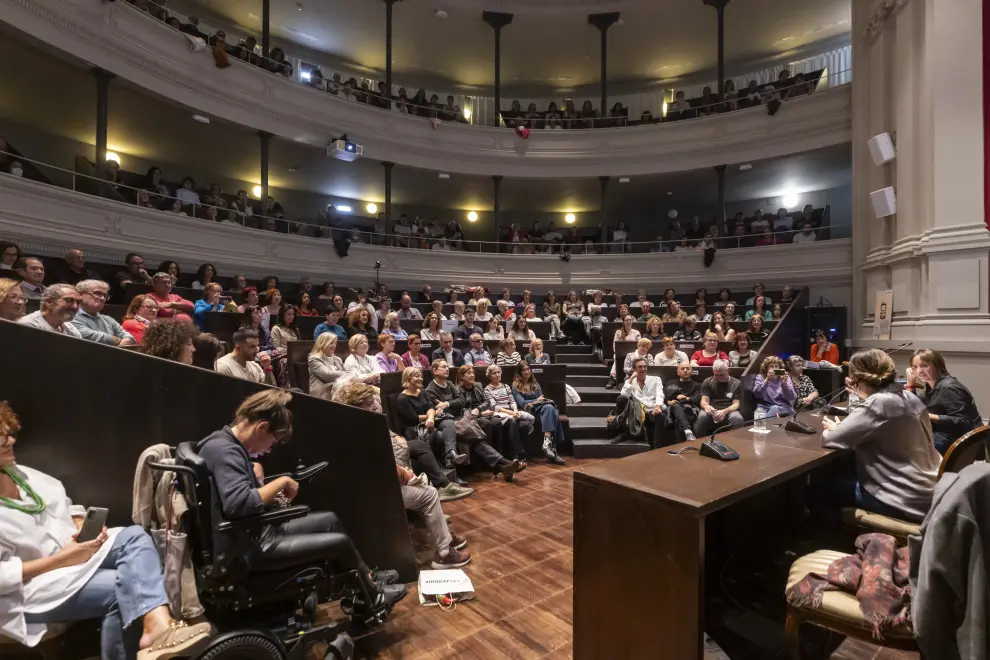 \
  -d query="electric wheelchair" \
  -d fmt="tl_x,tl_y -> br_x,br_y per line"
146,440 -> 398,660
